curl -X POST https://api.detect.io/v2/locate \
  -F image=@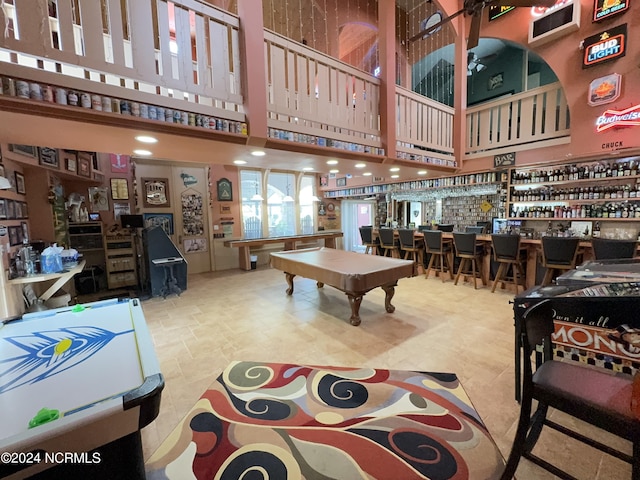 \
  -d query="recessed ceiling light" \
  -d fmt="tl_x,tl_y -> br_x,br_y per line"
251,150 -> 266,157
355,163 -> 366,168
302,167 -> 314,171
391,174 -> 399,179
233,160 -> 247,165
363,172 -> 372,176
389,167 -> 400,172
133,149 -> 152,156
329,169 -> 339,173
417,170 -> 428,175
135,135 -> 157,144
327,159 -> 338,165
